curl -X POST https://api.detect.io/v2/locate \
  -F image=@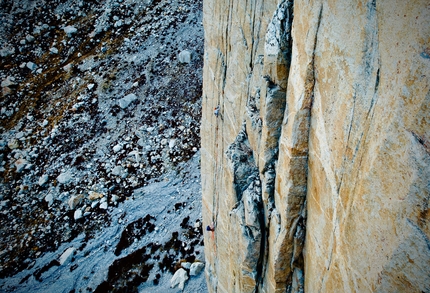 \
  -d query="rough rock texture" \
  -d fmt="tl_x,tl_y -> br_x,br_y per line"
201,0 -> 430,292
